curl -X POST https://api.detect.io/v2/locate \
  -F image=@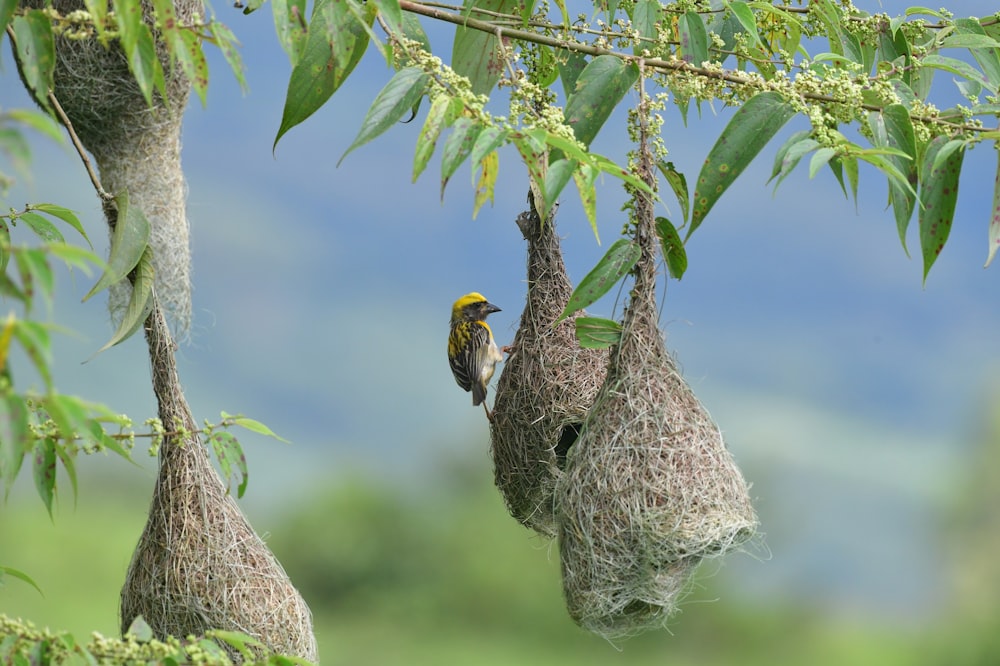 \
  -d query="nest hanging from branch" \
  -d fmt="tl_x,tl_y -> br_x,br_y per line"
120,306 -> 318,661
490,197 -> 608,537
21,0 -> 195,338
555,162 -> 757,638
